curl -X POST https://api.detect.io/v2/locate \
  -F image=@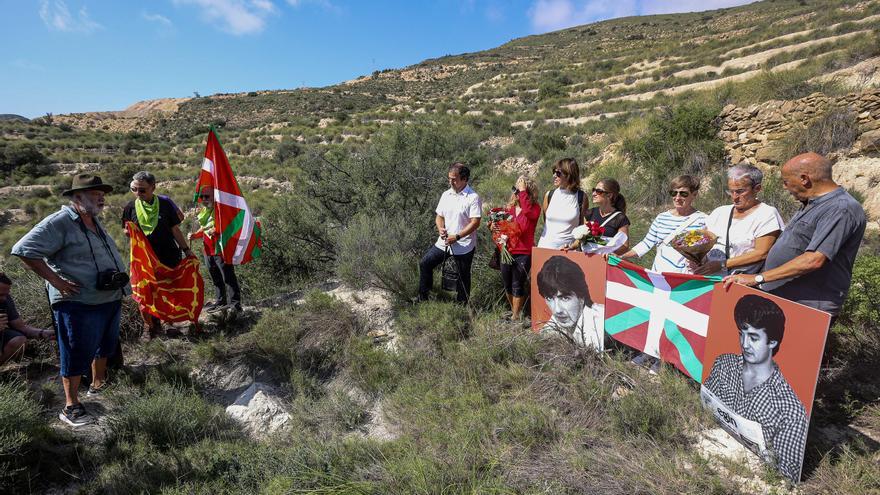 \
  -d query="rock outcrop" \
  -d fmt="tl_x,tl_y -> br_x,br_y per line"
225,382 -> 291,438
717,88 -> 880,166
